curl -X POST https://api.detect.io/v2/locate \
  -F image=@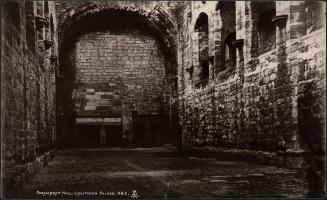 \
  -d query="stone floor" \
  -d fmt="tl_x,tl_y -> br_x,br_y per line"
16,147 -> 309,199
